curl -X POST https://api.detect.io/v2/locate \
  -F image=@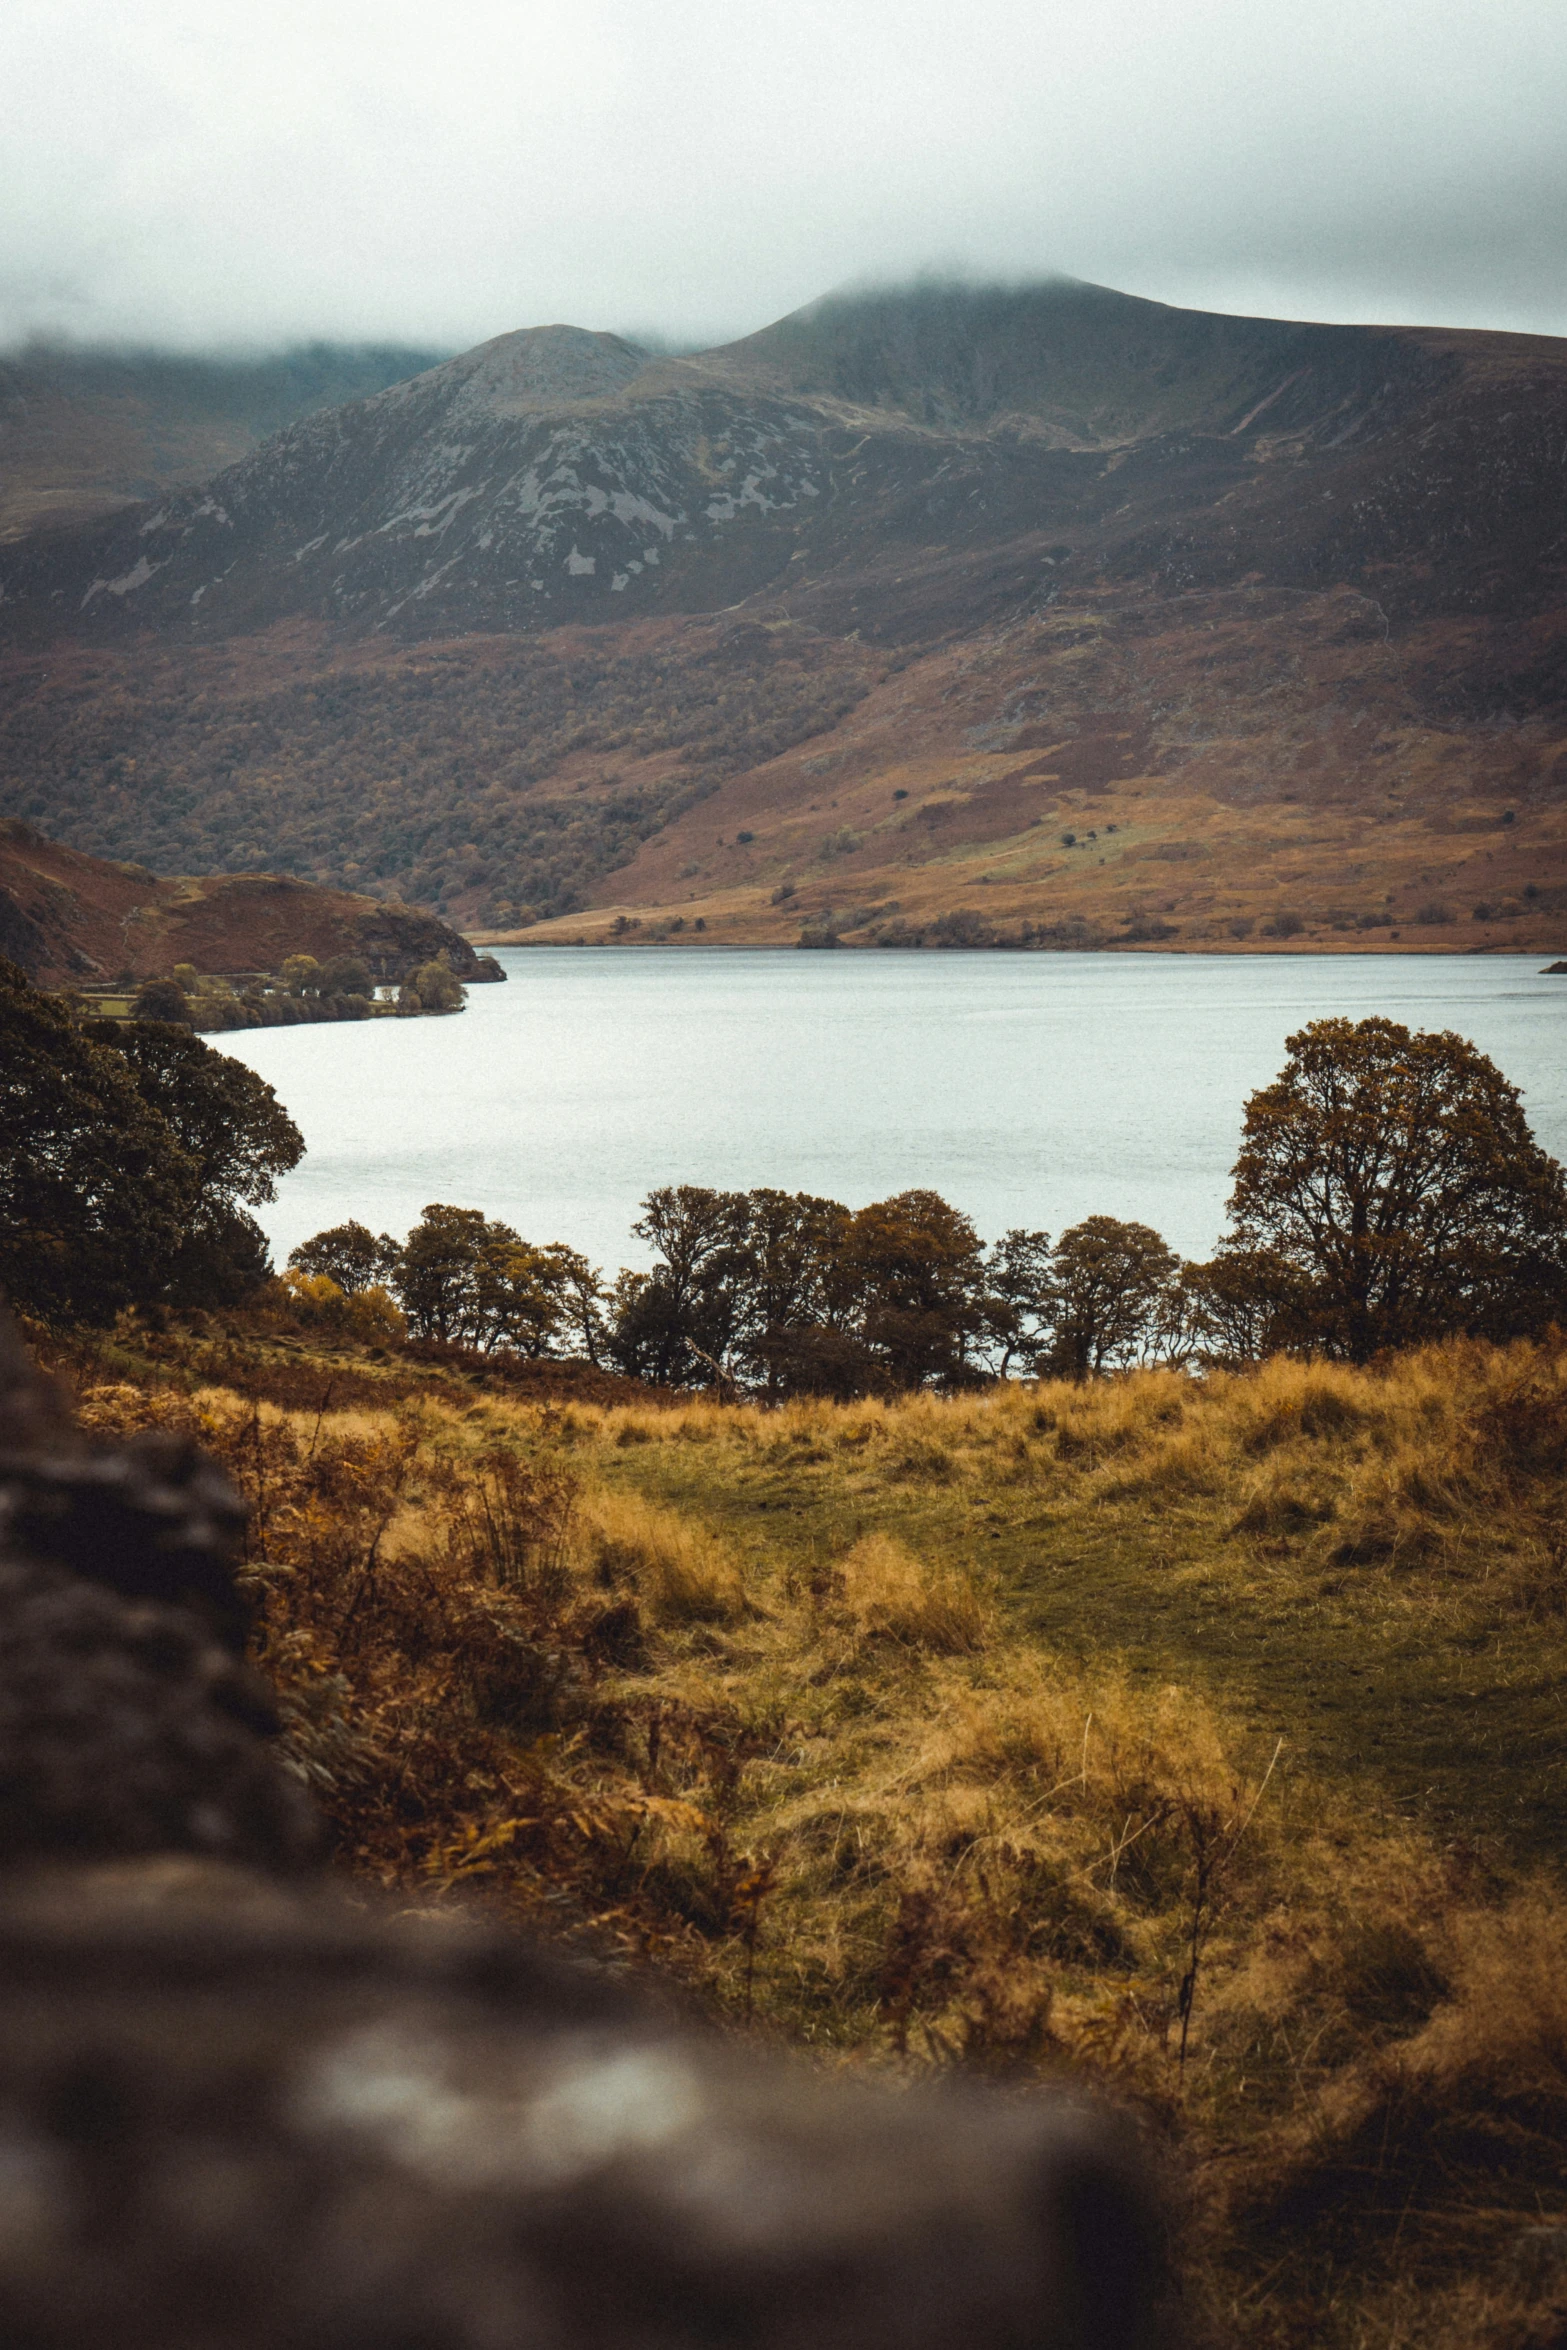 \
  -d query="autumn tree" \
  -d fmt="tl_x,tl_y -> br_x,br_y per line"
1177,1246 -> 1314,1367
732,1189 -> 857,1395
132,977 -> 190,1023
537,1243 -> 609,1364
609,1184 -> 997,1395
840,1188 -> 989,1389
280,1267 -> 405,1345
86,1018 -> 304,1306
404,959 -> 465,1013
288,1221 -> 401,1294
391,1204 -> 571,1353
1224,1018 -> 1567,1359
1044,1216 -> 1180,1380
98,1022 -> 301,1215
281,955 -> 320,997
0,959 -> 197,1322
393,1205 -> 494,1342
316,955 -> 374,999
608,1186 -> 751,1384
980,1227 -> 1055,1376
